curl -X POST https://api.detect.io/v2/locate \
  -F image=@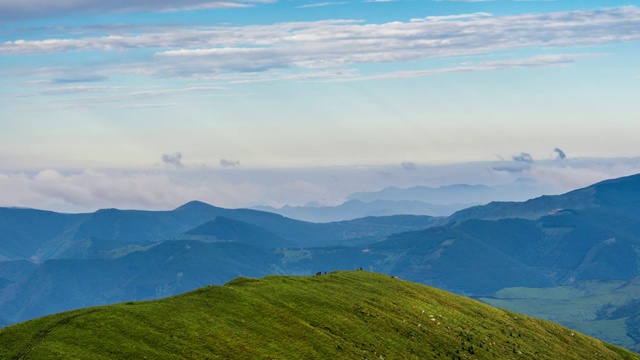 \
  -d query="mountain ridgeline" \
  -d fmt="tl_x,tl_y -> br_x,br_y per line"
1,173 -> 640,351
0,201 -> 438,263
0,203 -> 438,325
1,271 -> 637,360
